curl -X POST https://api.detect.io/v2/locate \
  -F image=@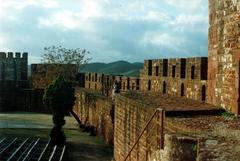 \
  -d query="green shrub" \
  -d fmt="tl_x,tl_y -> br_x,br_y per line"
43,75 -> 75,115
